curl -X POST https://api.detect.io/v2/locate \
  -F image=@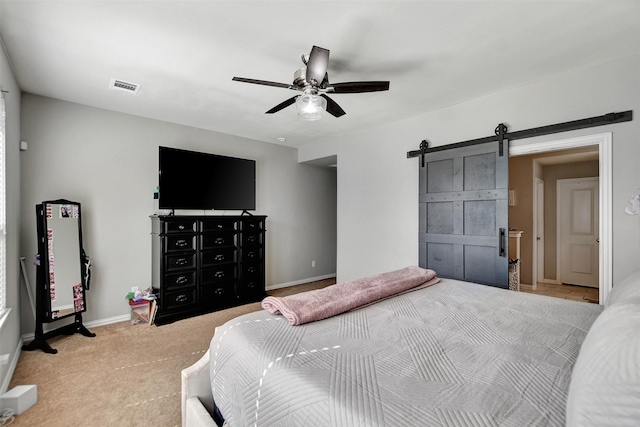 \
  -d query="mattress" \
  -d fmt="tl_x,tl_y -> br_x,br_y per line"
209,278 -> 603,426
